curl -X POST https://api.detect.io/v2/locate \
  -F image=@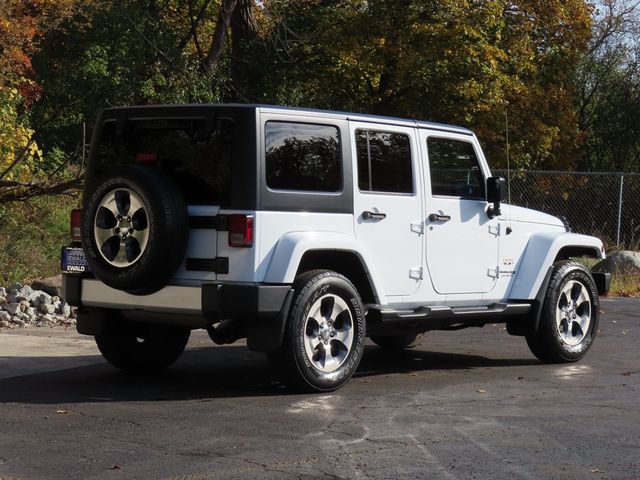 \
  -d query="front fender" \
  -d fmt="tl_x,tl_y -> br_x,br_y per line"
262,231 -> 384,298
509,232 -> 604,300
